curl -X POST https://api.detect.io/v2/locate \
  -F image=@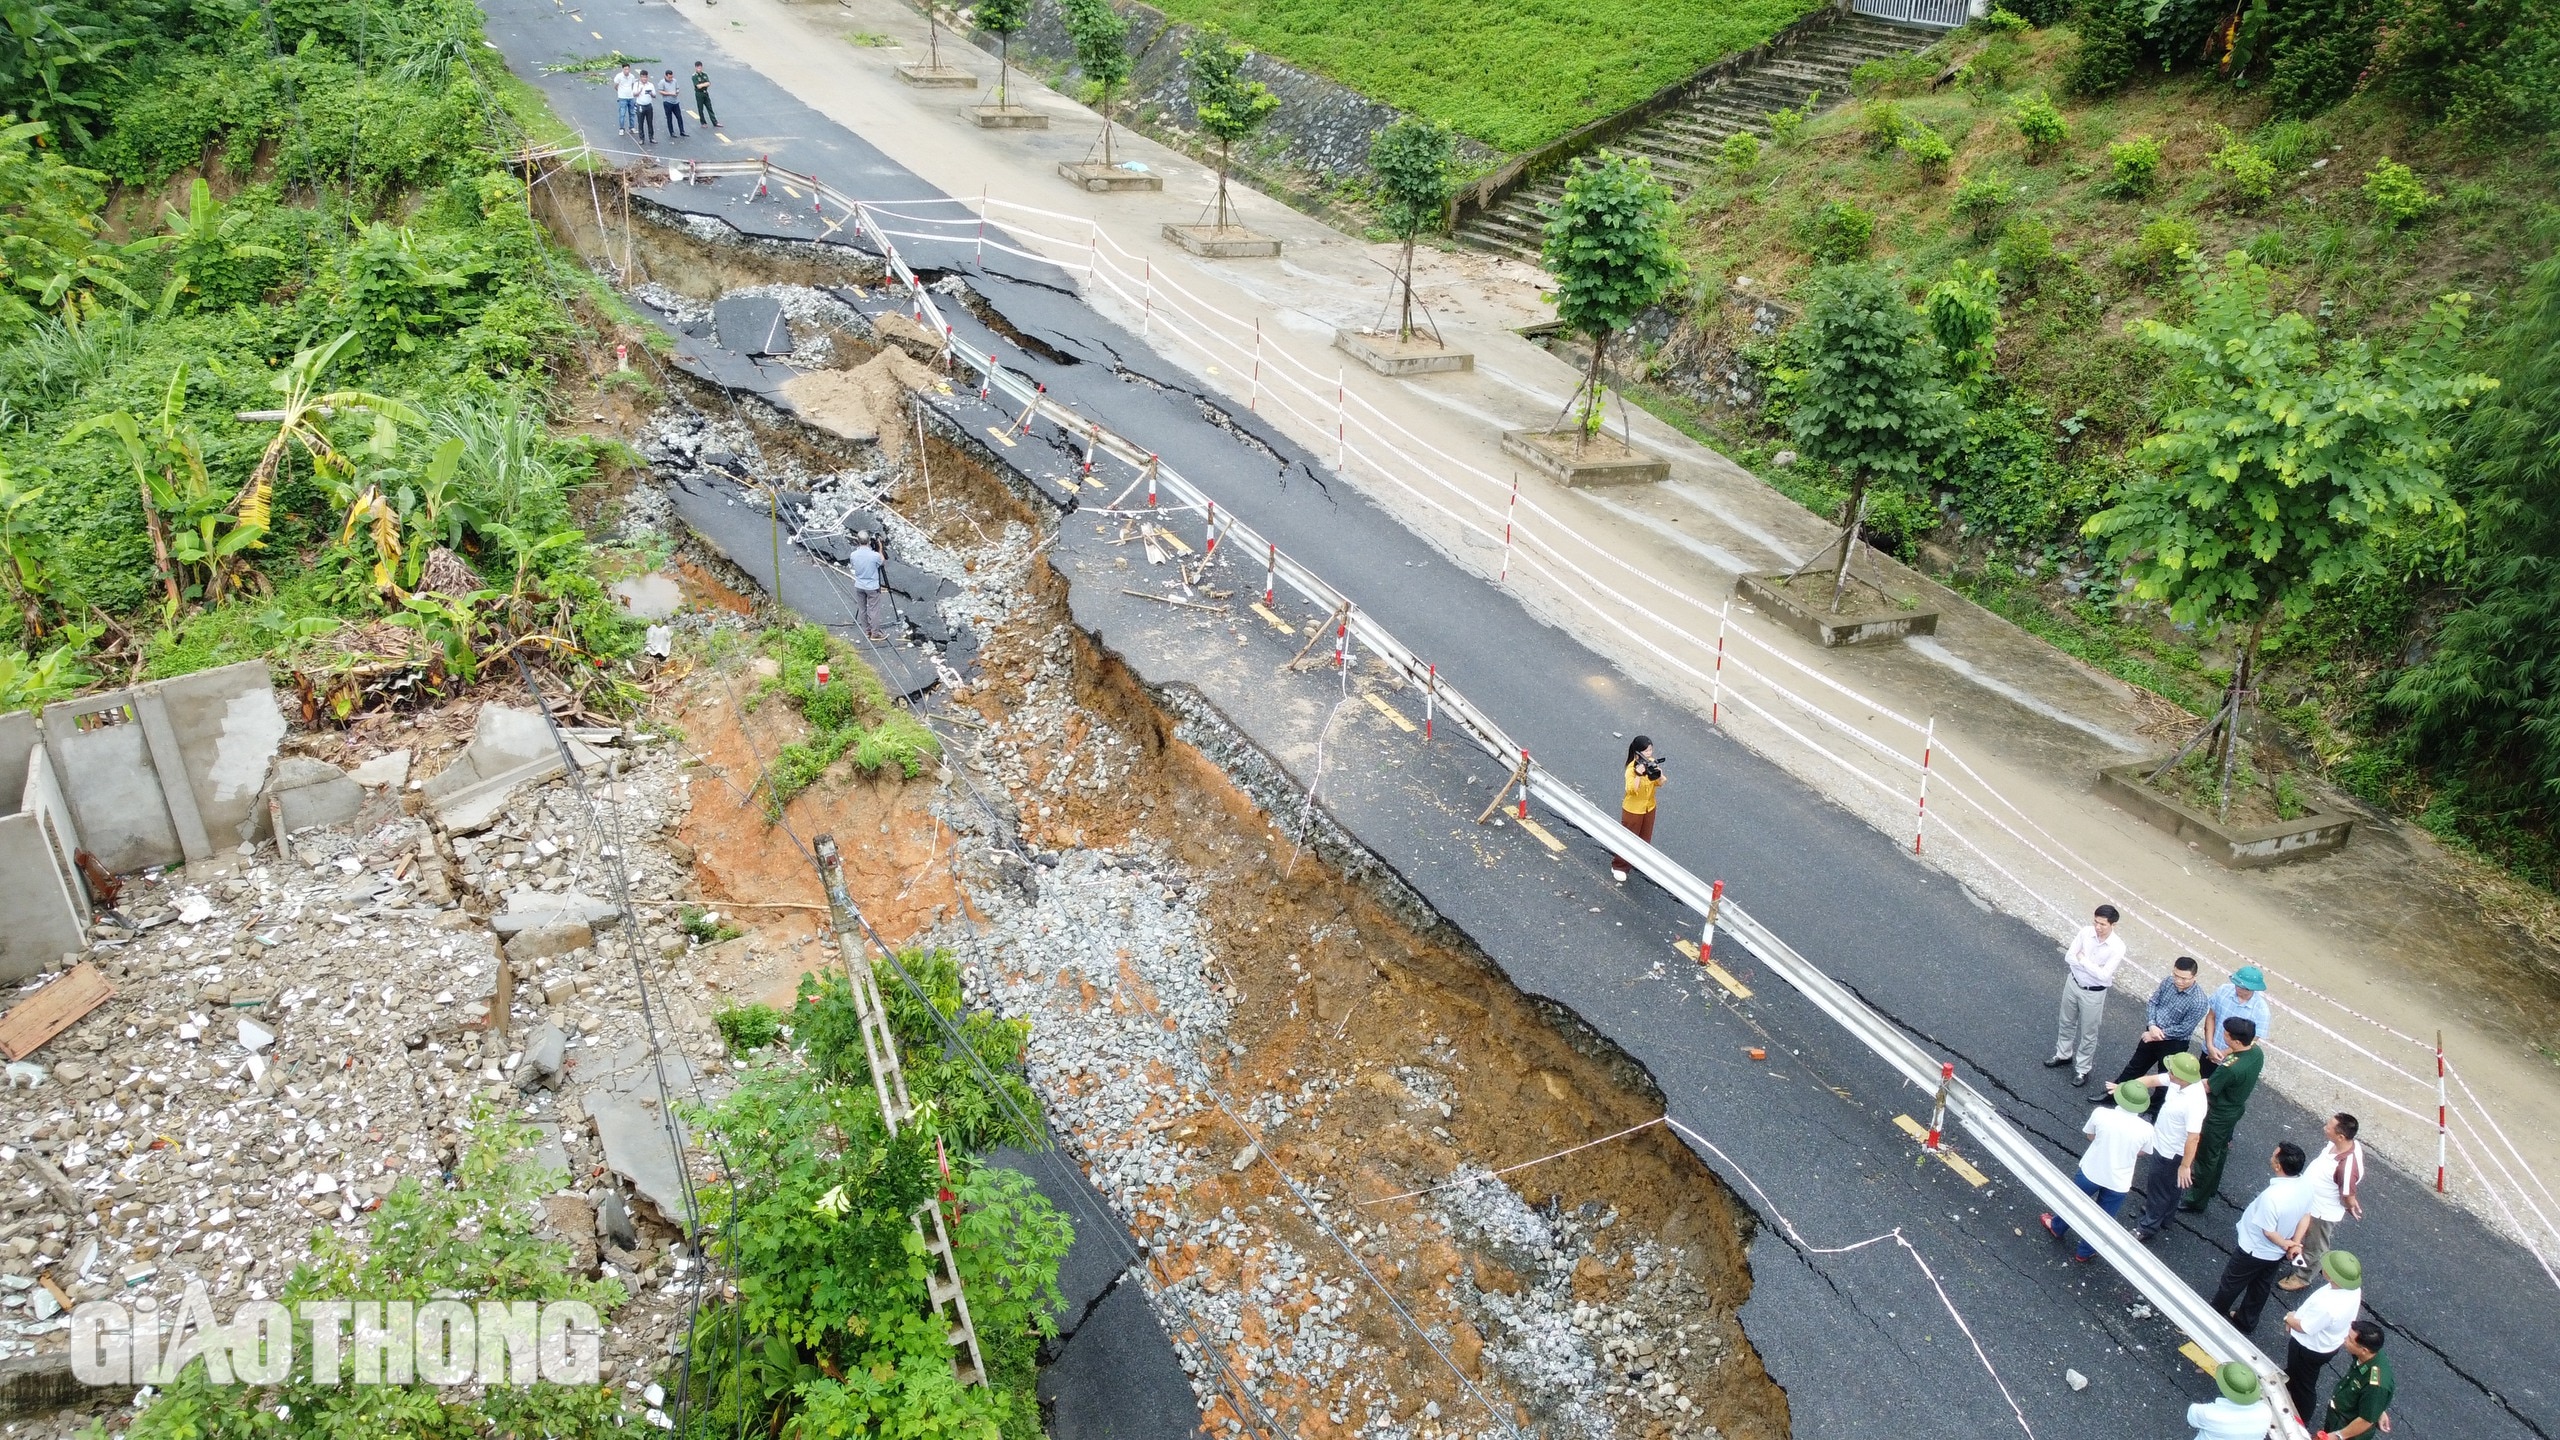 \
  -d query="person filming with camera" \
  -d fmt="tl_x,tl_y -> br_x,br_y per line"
1612,736 -> 1665,884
